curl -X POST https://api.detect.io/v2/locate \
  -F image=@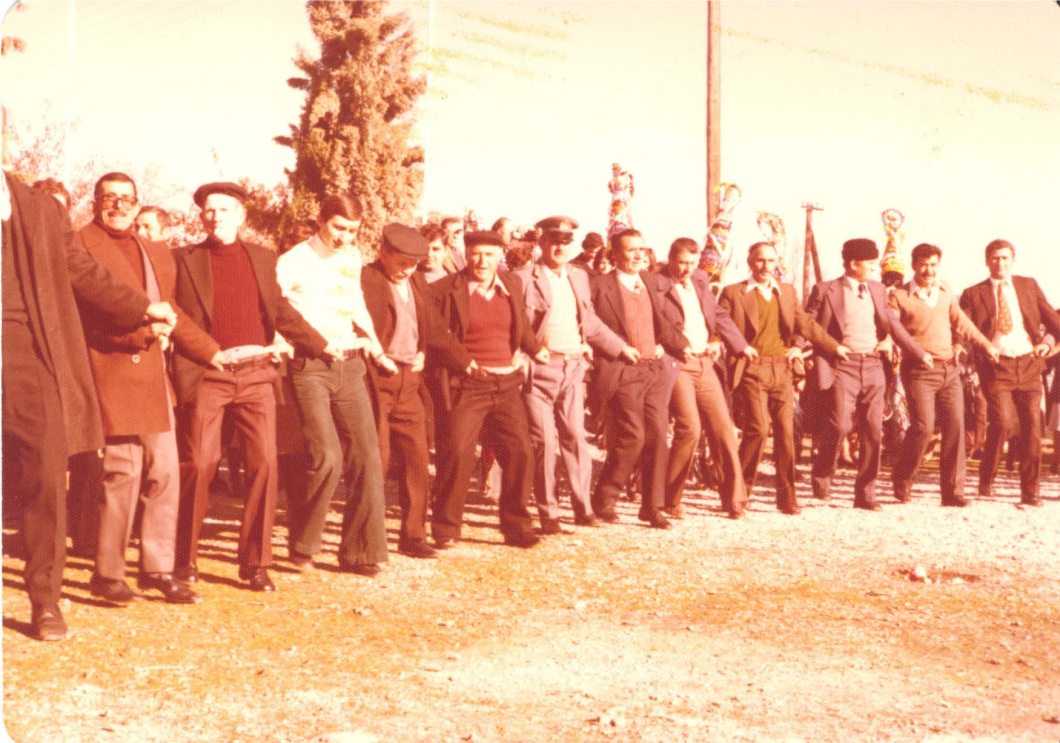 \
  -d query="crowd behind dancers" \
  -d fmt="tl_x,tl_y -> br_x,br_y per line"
4,163 -> 1060,643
